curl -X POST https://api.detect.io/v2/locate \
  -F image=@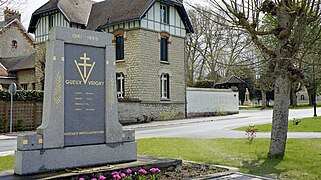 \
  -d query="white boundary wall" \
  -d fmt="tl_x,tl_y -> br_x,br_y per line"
187,88 -> 239,117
